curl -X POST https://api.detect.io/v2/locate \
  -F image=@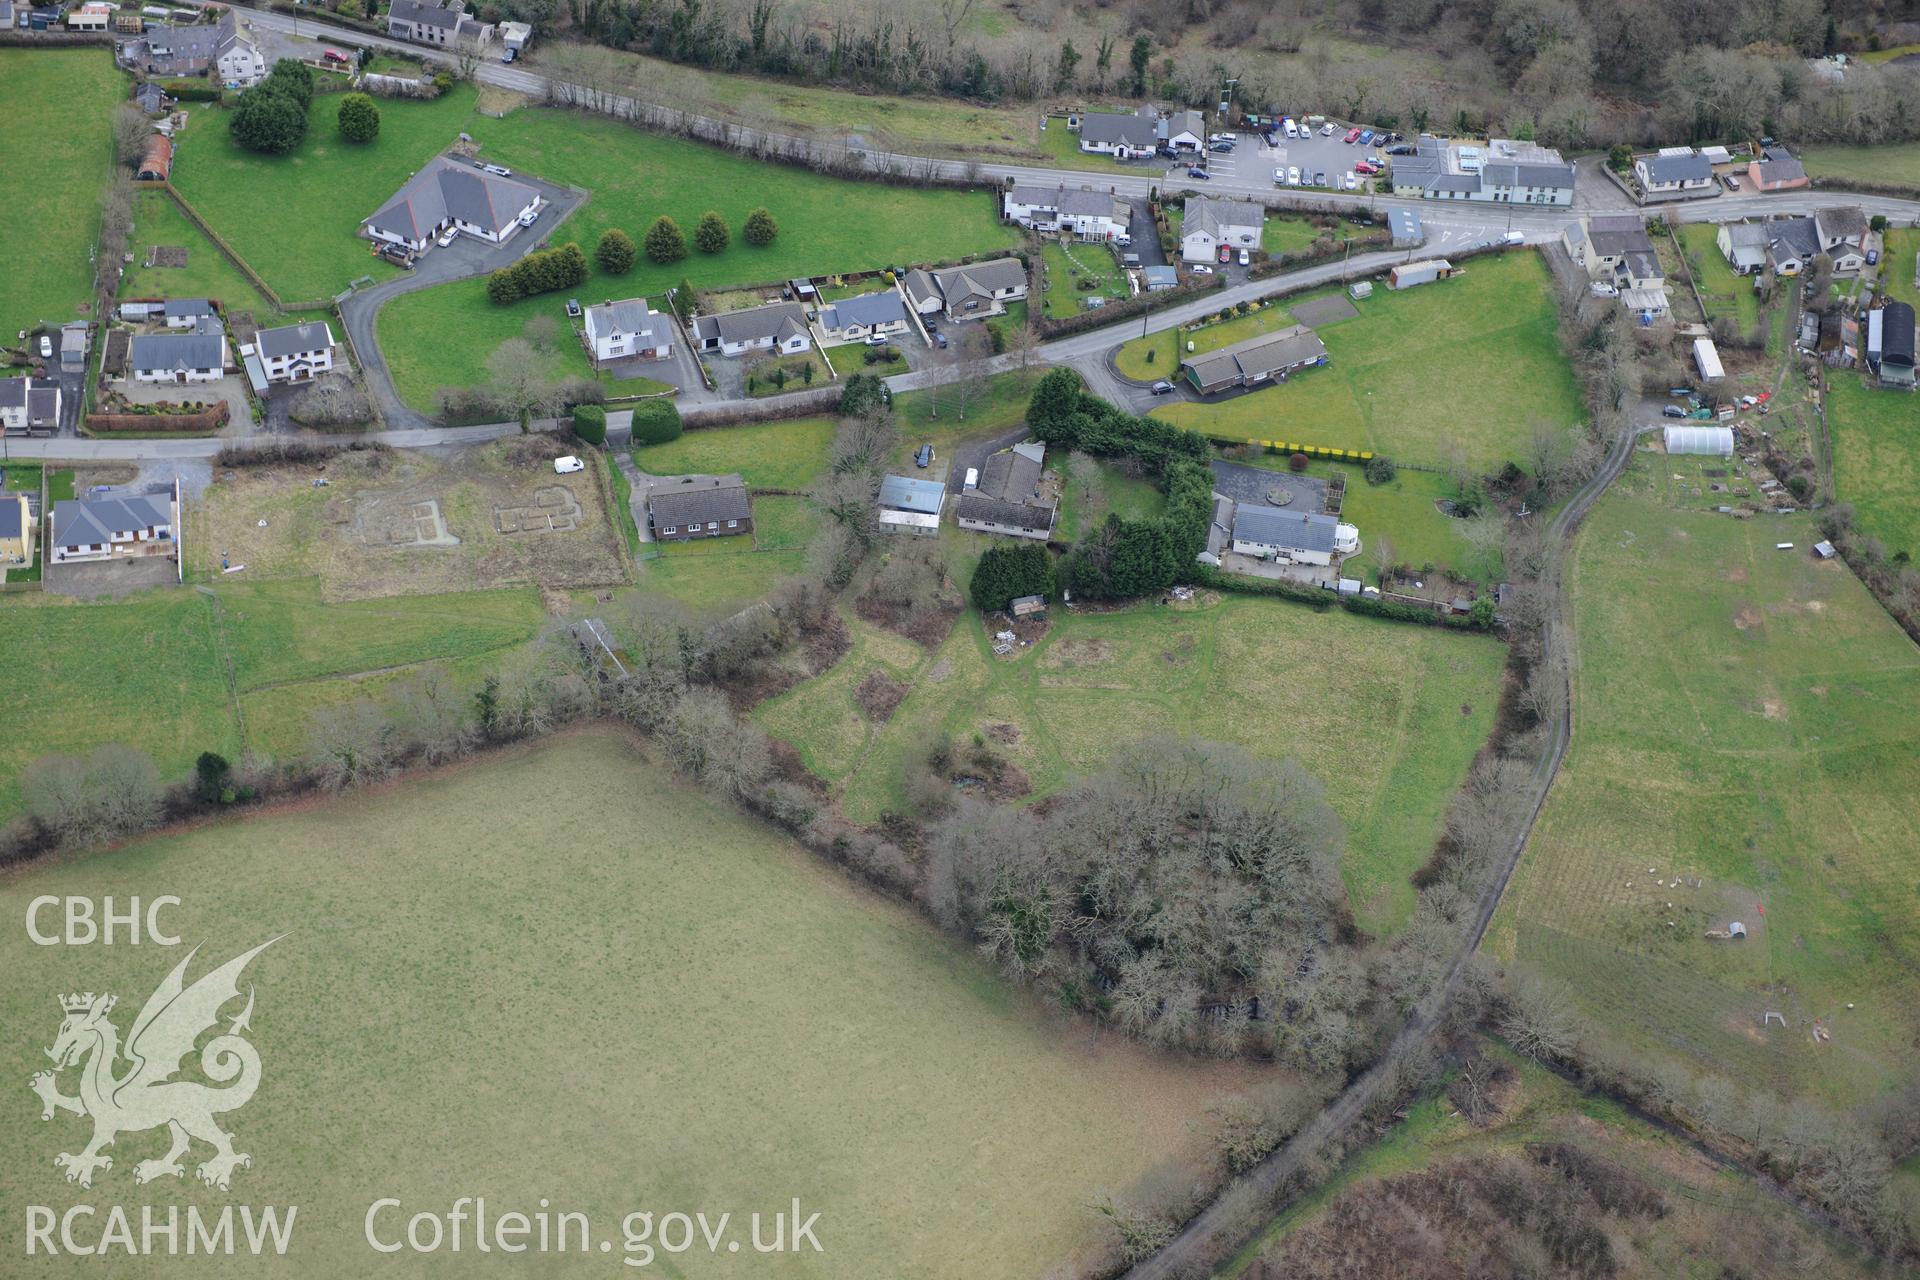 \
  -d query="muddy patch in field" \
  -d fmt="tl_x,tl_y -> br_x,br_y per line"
855,670 -> 910,723
1047,637 -> 1114,667
984,722 -> 1021,744
1733,605 -> 1763,631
